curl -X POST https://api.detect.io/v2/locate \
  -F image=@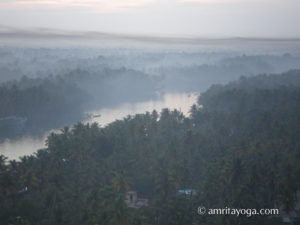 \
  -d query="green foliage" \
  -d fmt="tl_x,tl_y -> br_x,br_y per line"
0,70 -> 299,224
0,76 -> 89,139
